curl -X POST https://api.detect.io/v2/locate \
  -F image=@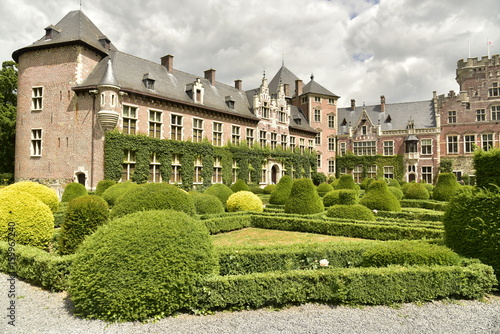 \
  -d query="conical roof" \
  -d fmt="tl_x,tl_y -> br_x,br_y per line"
302,75 -> 339,97
99,59 -> 120,87
268,65 -> 300,95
